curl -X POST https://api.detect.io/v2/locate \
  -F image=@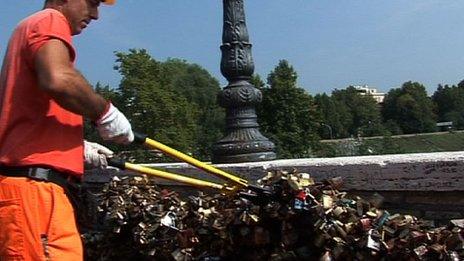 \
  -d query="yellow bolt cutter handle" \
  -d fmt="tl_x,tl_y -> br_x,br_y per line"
108,158 -> 233,192
133,132 -> 248,188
